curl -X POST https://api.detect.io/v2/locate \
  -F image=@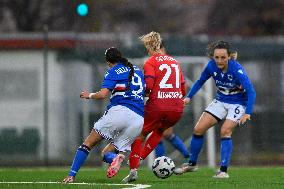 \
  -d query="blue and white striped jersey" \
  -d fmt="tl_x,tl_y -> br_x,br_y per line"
102,63 -> 145,117
187,59 -> 256,114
